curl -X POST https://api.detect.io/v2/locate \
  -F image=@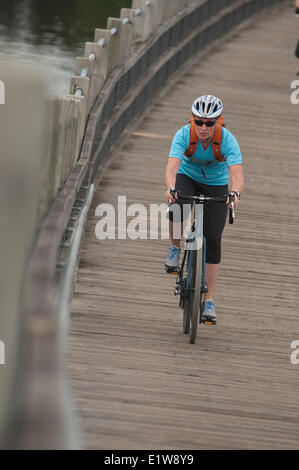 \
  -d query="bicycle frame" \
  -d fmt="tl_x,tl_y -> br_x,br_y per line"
176,201 -> 204,294
185,201 -> 204,252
